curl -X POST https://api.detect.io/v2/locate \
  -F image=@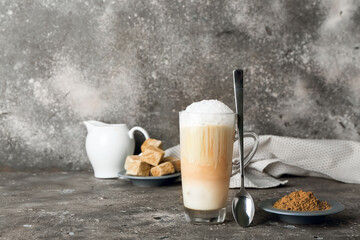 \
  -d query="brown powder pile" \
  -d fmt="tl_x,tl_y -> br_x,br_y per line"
273,190 -> 331,211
